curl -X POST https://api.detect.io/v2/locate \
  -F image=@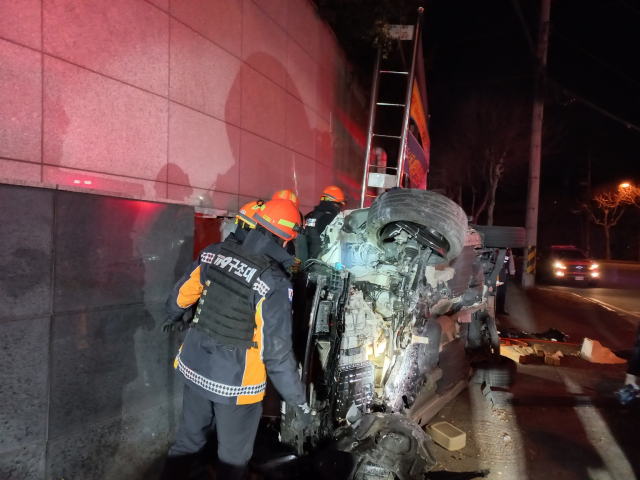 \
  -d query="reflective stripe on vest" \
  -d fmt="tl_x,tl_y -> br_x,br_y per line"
176,351 -> 266,398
